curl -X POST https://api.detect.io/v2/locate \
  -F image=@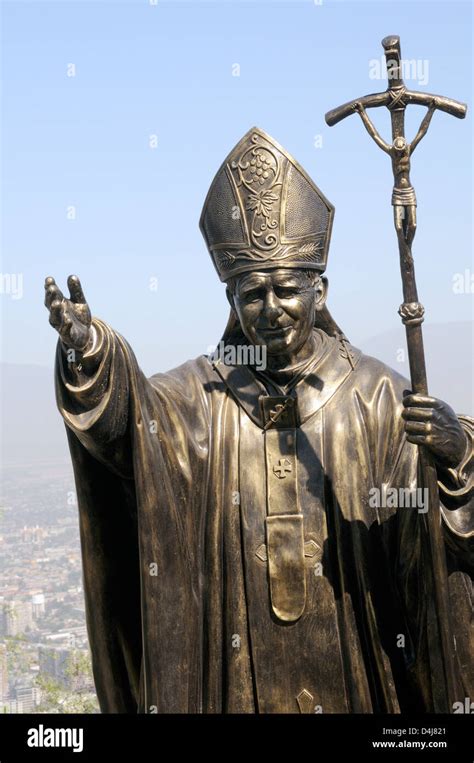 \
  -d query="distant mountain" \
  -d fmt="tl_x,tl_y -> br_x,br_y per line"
1,320 -> 471,466
359,321 -> 473,415
1,363 -> 70,466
